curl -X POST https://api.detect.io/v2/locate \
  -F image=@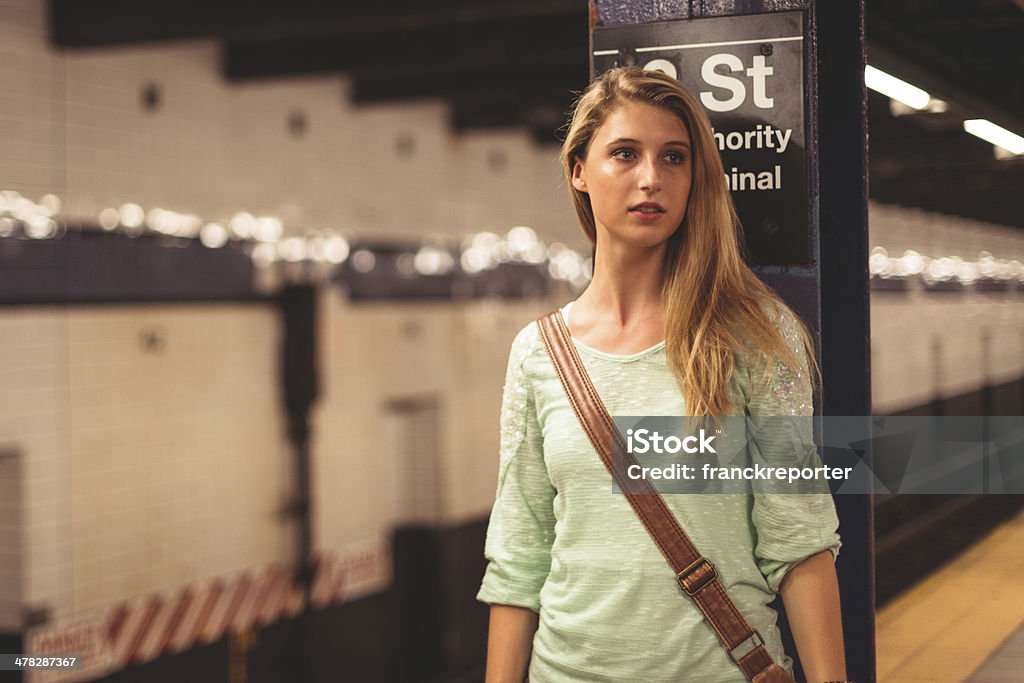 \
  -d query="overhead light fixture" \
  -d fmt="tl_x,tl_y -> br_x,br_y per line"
963,119 -> 1024,157
887,98 -> 948,117
864,65 -> 931,110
